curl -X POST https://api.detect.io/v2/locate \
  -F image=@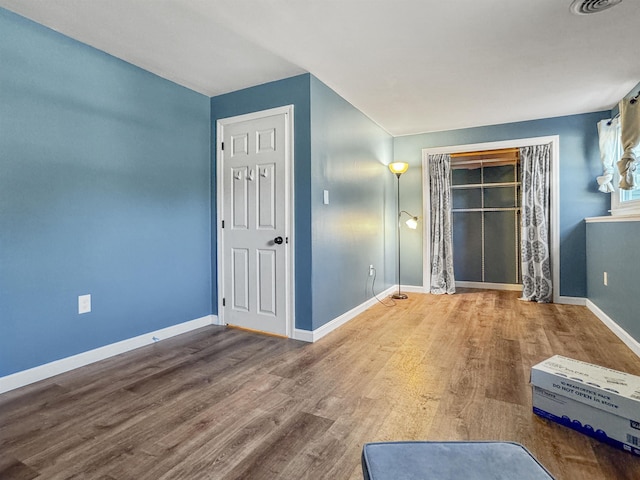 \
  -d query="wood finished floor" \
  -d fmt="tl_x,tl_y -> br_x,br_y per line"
2,289 -> 640,479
